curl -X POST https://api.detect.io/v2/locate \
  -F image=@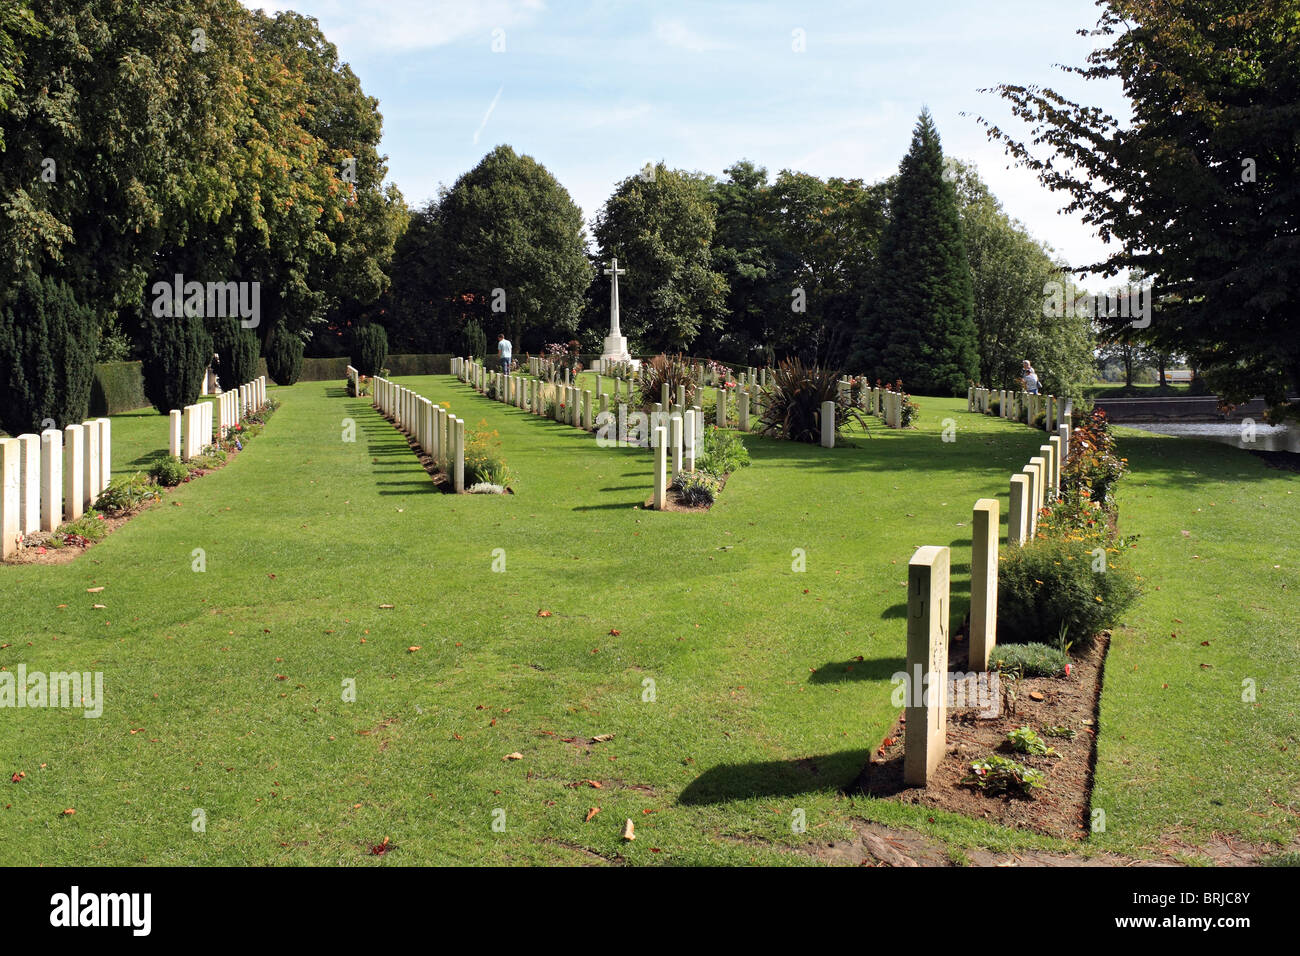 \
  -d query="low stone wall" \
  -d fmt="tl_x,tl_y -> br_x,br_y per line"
1093,394 -> 1276,422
